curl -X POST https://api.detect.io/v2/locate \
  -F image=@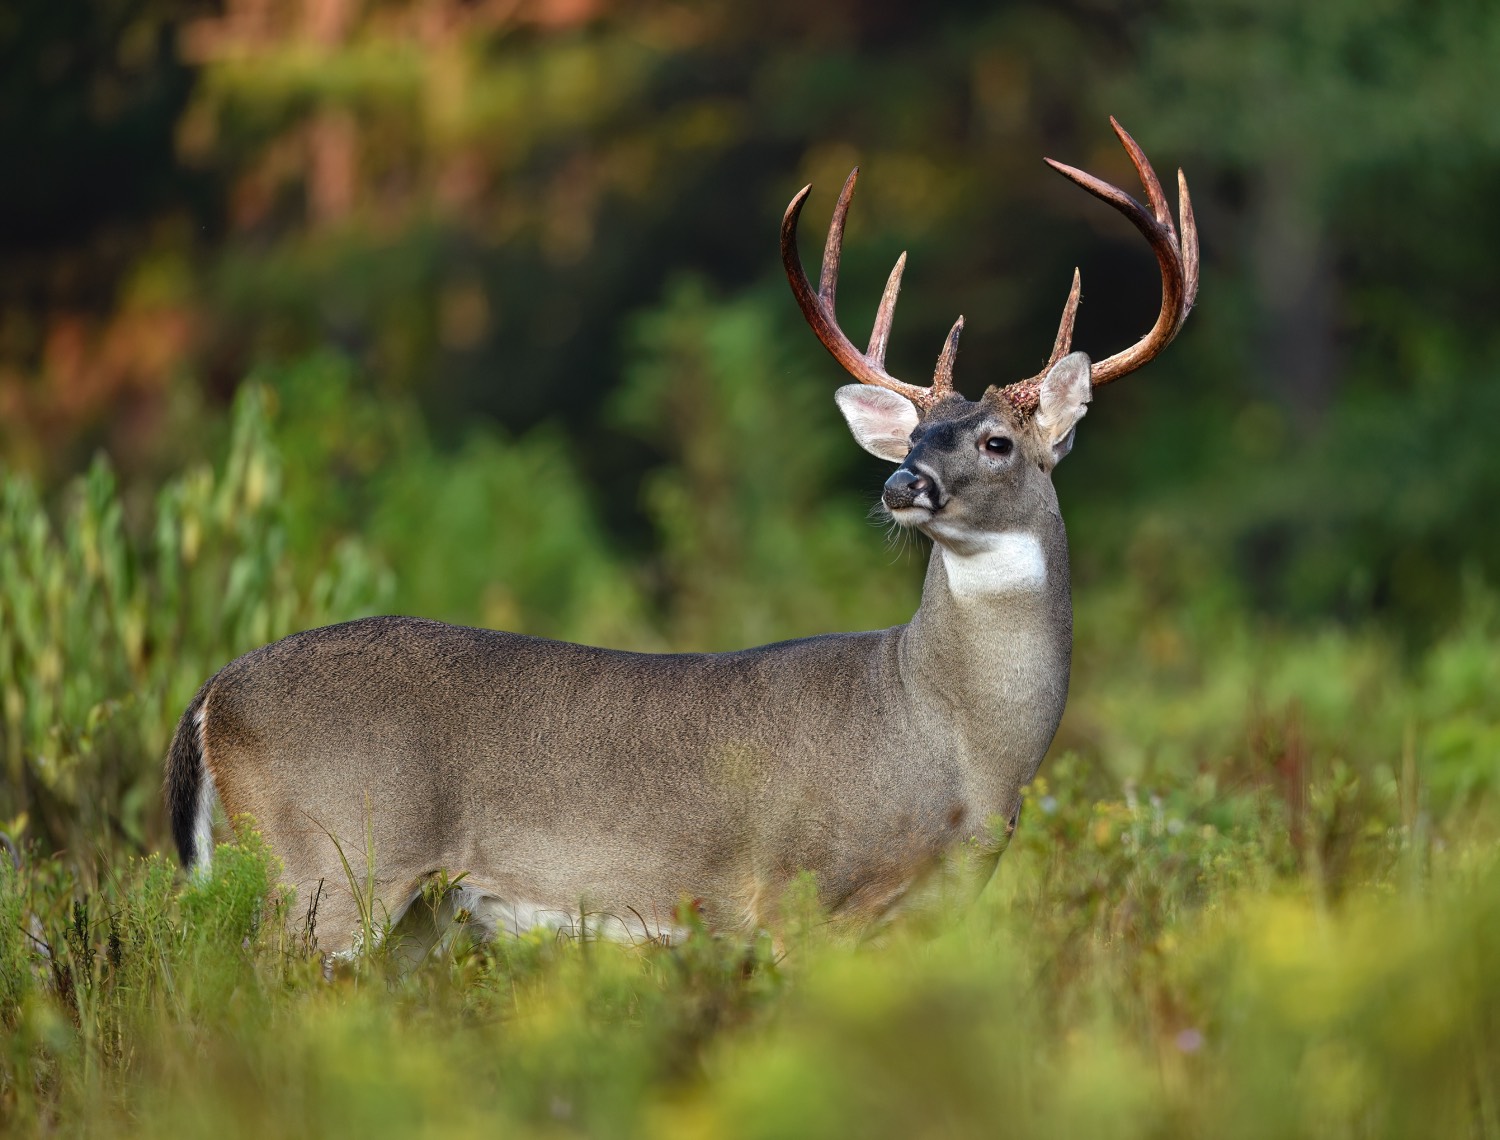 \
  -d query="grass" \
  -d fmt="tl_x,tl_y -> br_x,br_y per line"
3,388 -> 1500,1136
3,747 -> 1499,1137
